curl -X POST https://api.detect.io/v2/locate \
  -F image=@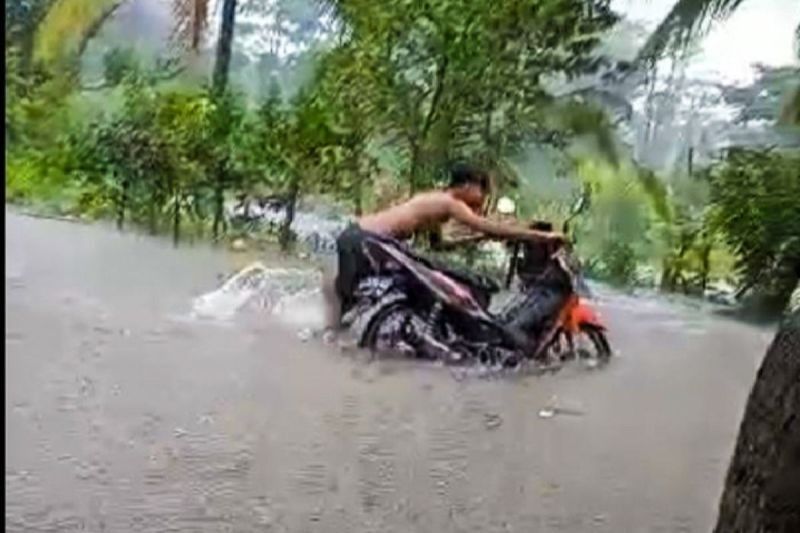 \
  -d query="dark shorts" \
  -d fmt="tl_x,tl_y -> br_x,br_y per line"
335,225 -> 380,314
